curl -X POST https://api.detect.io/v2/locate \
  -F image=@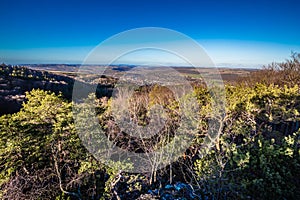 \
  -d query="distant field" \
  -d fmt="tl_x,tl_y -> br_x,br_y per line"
28,64 -> 256,83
